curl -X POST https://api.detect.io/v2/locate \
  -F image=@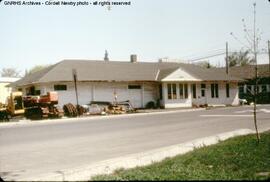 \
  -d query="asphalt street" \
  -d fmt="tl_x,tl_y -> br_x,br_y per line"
0,105 -> 269,180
